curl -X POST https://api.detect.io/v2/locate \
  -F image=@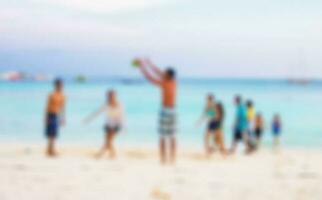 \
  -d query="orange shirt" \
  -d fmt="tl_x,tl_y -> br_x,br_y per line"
47,91 -> 65,114
161,80 -> 176,108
